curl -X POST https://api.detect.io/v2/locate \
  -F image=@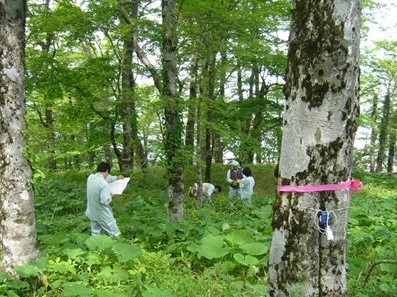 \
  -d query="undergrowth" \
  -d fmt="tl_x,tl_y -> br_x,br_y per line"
0,166 -> 396,296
